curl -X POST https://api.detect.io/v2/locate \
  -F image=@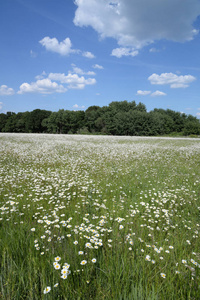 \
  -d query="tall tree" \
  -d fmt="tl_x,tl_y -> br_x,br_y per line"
28,109 -> 51,133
